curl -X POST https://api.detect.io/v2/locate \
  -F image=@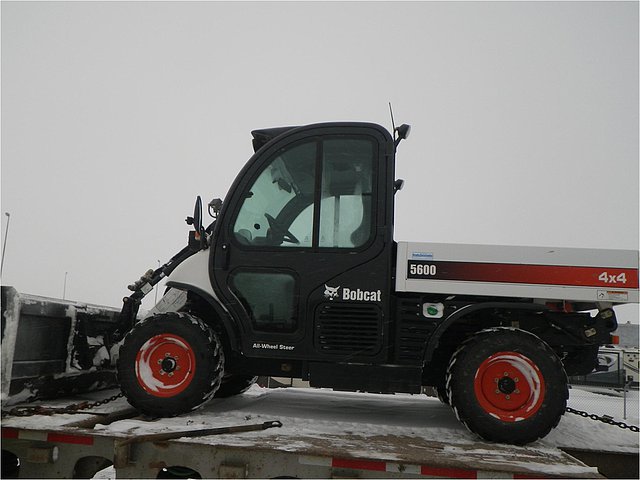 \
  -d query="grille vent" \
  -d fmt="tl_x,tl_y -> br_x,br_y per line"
315,303 -> 383,356
395,299 -> 438,364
